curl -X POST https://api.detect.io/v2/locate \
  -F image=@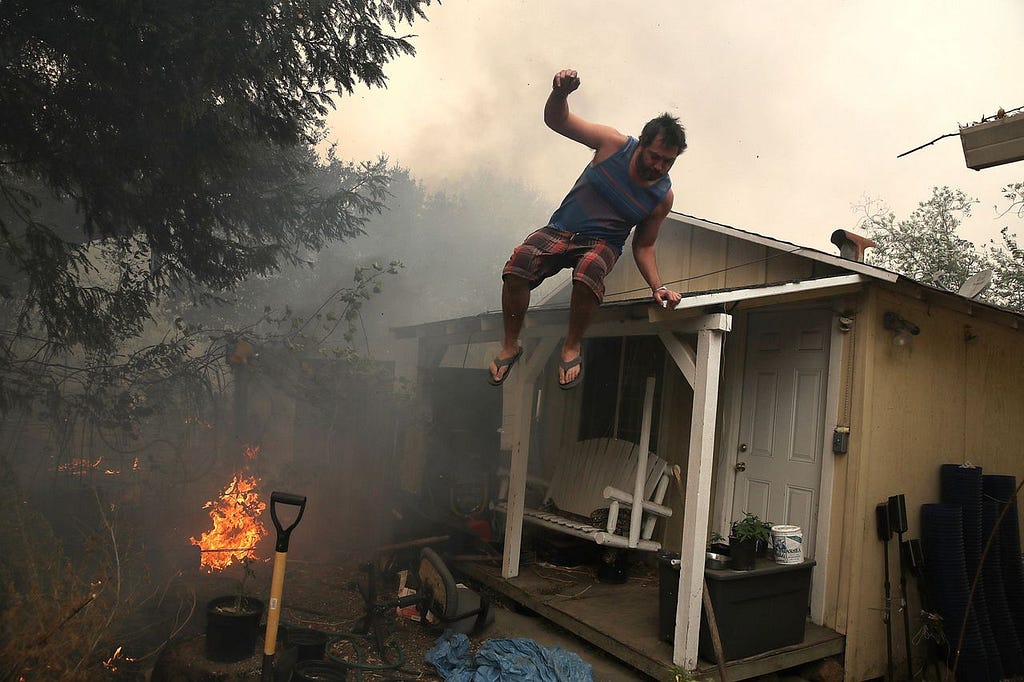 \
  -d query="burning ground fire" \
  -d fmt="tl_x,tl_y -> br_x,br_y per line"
56,456 -> 140,476
190,446 -> 268,572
